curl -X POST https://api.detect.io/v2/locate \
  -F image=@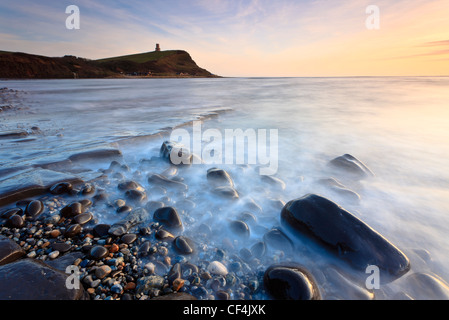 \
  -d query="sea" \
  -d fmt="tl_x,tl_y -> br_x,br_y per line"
1,77 -> 449,300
